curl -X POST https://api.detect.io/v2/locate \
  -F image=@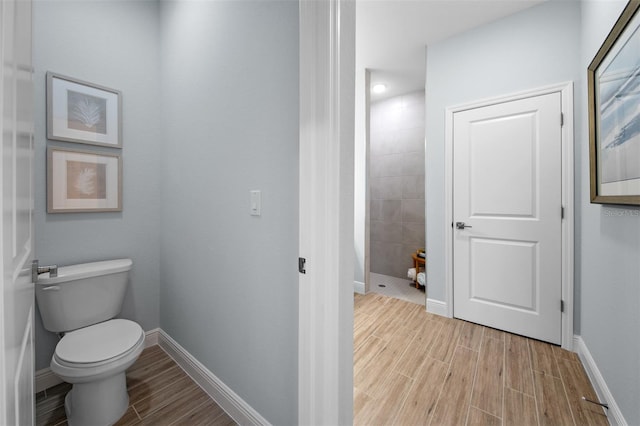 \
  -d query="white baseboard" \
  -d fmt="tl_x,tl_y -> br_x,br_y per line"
426,298 -> 448,317
354,280 -> 365,294
573,336 -> 626,426
36,328 -> 165,394
35,368 -> 62,394
144,328 -> 160,347
158,329 -> 270,426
